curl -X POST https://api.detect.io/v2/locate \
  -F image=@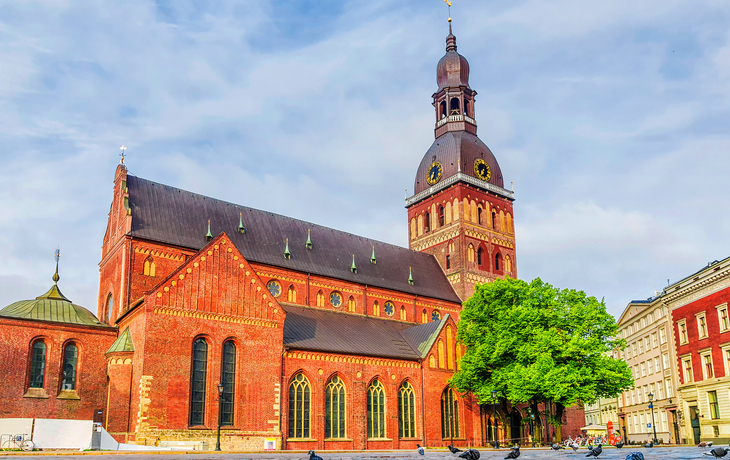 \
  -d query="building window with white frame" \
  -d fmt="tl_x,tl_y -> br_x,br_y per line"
658,382 -> 665,399
683,358 -> 693,383
718,304 -> 729,332
649,382 -> 655,397
723,346 -> 730,375
652,332 -> 658,348
665,378 -> 673,398
633,342 -> 638,356
678,320 -> 688,344
697,313 -> 708,339
660,327 -> 667,344
648,359 -> 654,375
655,356 -> 661,373
662,353 -> 669,370
702,353 -> 714,379
641,361 -> 647,377
639,338 -> 644,354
